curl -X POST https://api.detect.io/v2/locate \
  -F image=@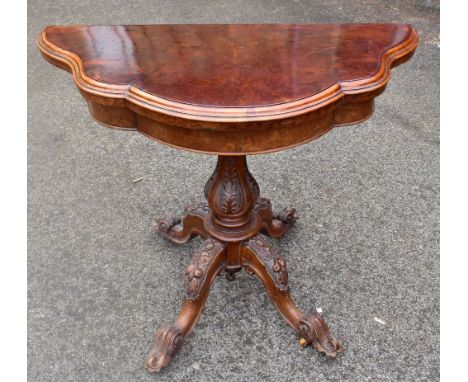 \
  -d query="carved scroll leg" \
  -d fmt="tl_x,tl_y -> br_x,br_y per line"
241,236 -> 342,357
145,238 -> 226,372
255,198 -> 298,239
153,201 -> 209,245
